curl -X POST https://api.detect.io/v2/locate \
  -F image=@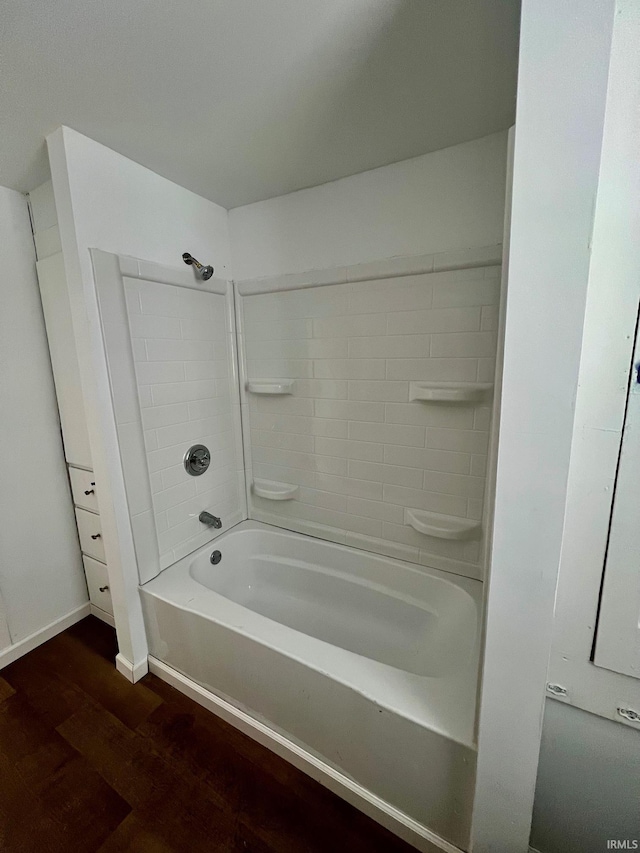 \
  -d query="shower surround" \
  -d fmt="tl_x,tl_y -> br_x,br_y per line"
92,242 -> 503,851
237,251 -> 501,582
